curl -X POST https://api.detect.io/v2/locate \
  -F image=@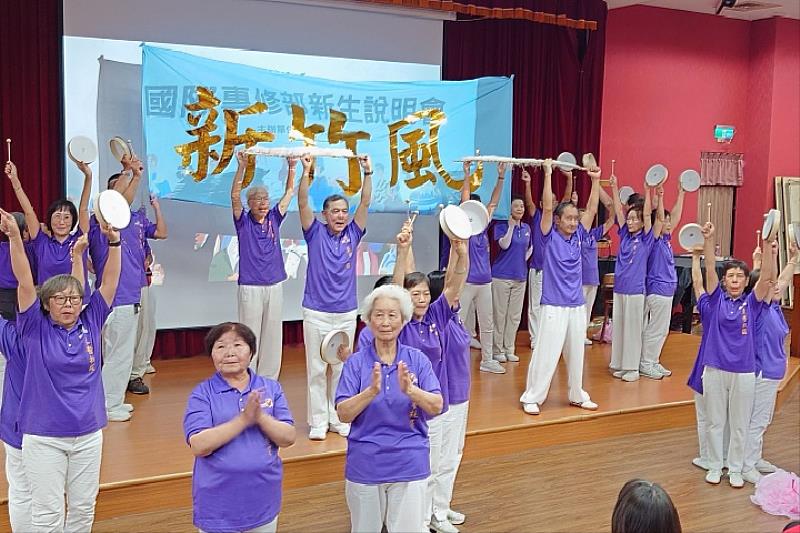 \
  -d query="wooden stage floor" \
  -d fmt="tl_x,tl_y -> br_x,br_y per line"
1,331 -> 797,513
